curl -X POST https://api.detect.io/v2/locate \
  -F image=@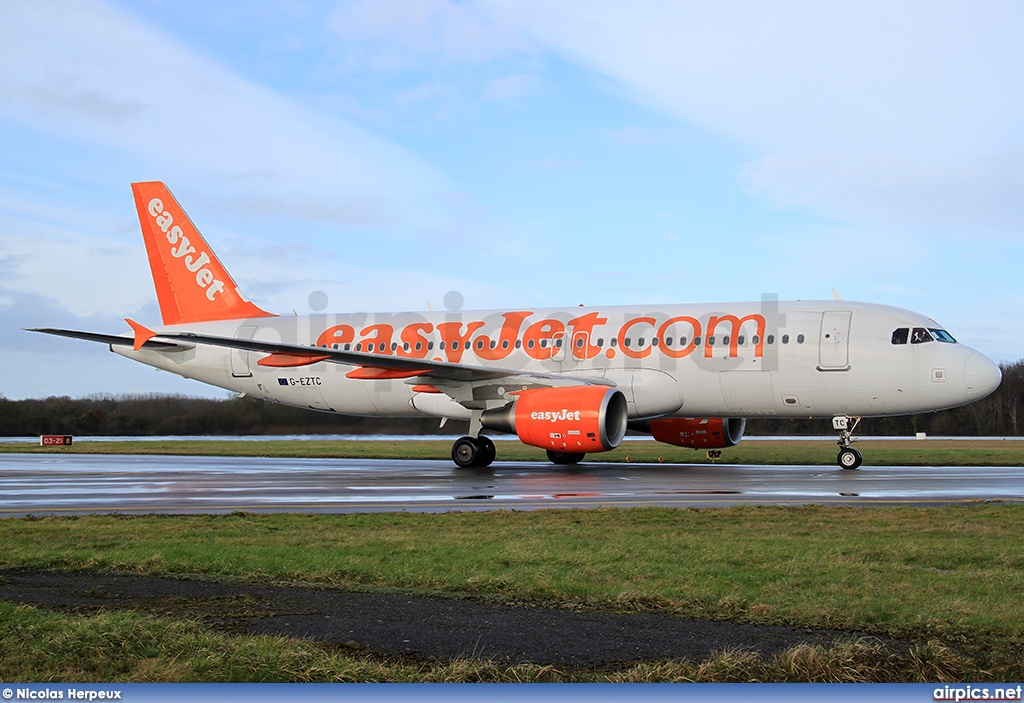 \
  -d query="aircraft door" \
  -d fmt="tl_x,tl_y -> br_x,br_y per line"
818,310 -> 852,371
231,325 -> 259,377
570,330 -> 590,363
